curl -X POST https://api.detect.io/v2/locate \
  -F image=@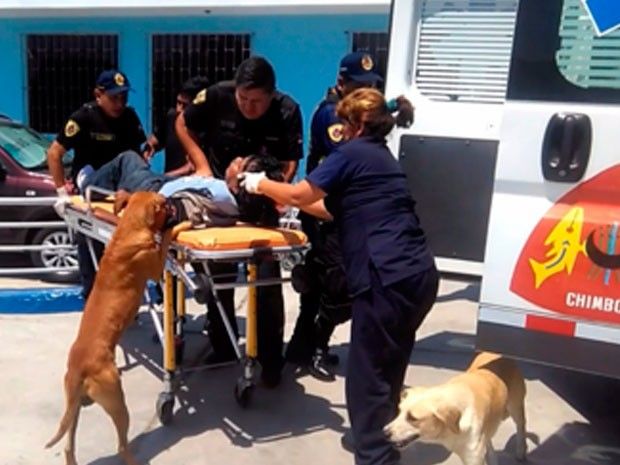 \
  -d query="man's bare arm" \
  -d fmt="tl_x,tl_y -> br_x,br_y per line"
47,141 -> 68,189
282,160 -> 298,182
175,112 -> 213,177
165,160 -> 194,177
